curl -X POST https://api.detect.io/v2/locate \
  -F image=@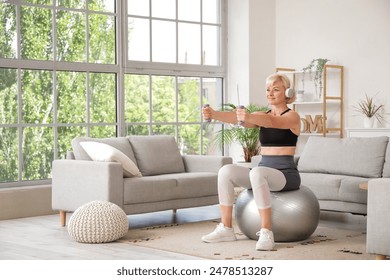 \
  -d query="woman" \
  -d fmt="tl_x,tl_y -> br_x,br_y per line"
201,73 -> 301,251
